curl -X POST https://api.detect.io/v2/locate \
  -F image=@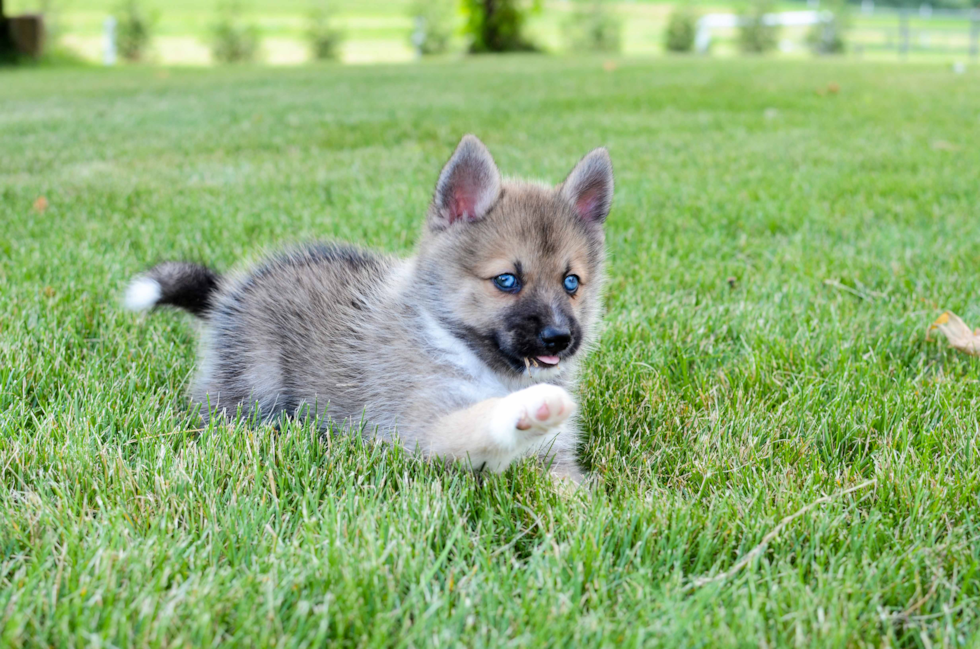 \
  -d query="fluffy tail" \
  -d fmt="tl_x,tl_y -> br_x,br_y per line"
125,261 -> 221,318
